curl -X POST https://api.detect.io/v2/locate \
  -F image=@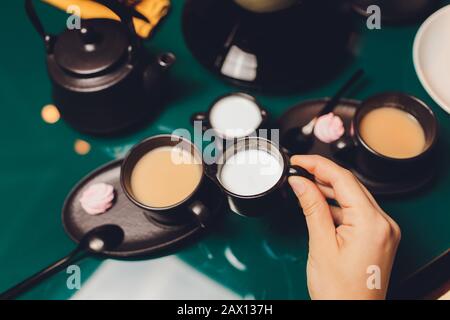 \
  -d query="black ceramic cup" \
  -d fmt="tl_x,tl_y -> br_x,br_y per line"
208,136 -> 309,217
191,92 -> 269,141
333,92 -> 438,181
121,134 -> 220,228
